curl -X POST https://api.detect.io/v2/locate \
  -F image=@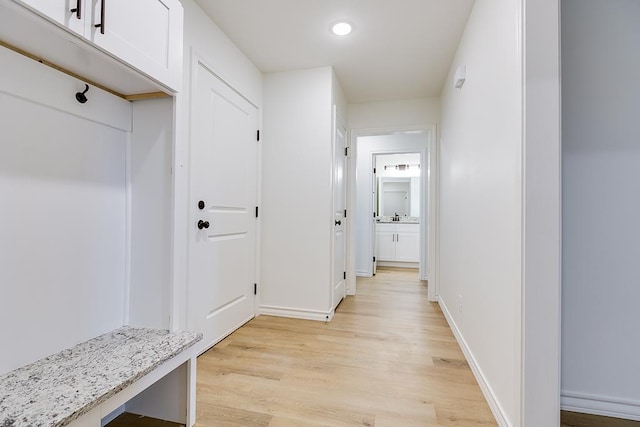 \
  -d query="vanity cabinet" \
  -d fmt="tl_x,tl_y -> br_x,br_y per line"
15,0 -> 183,91
376,223 -> 420,263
